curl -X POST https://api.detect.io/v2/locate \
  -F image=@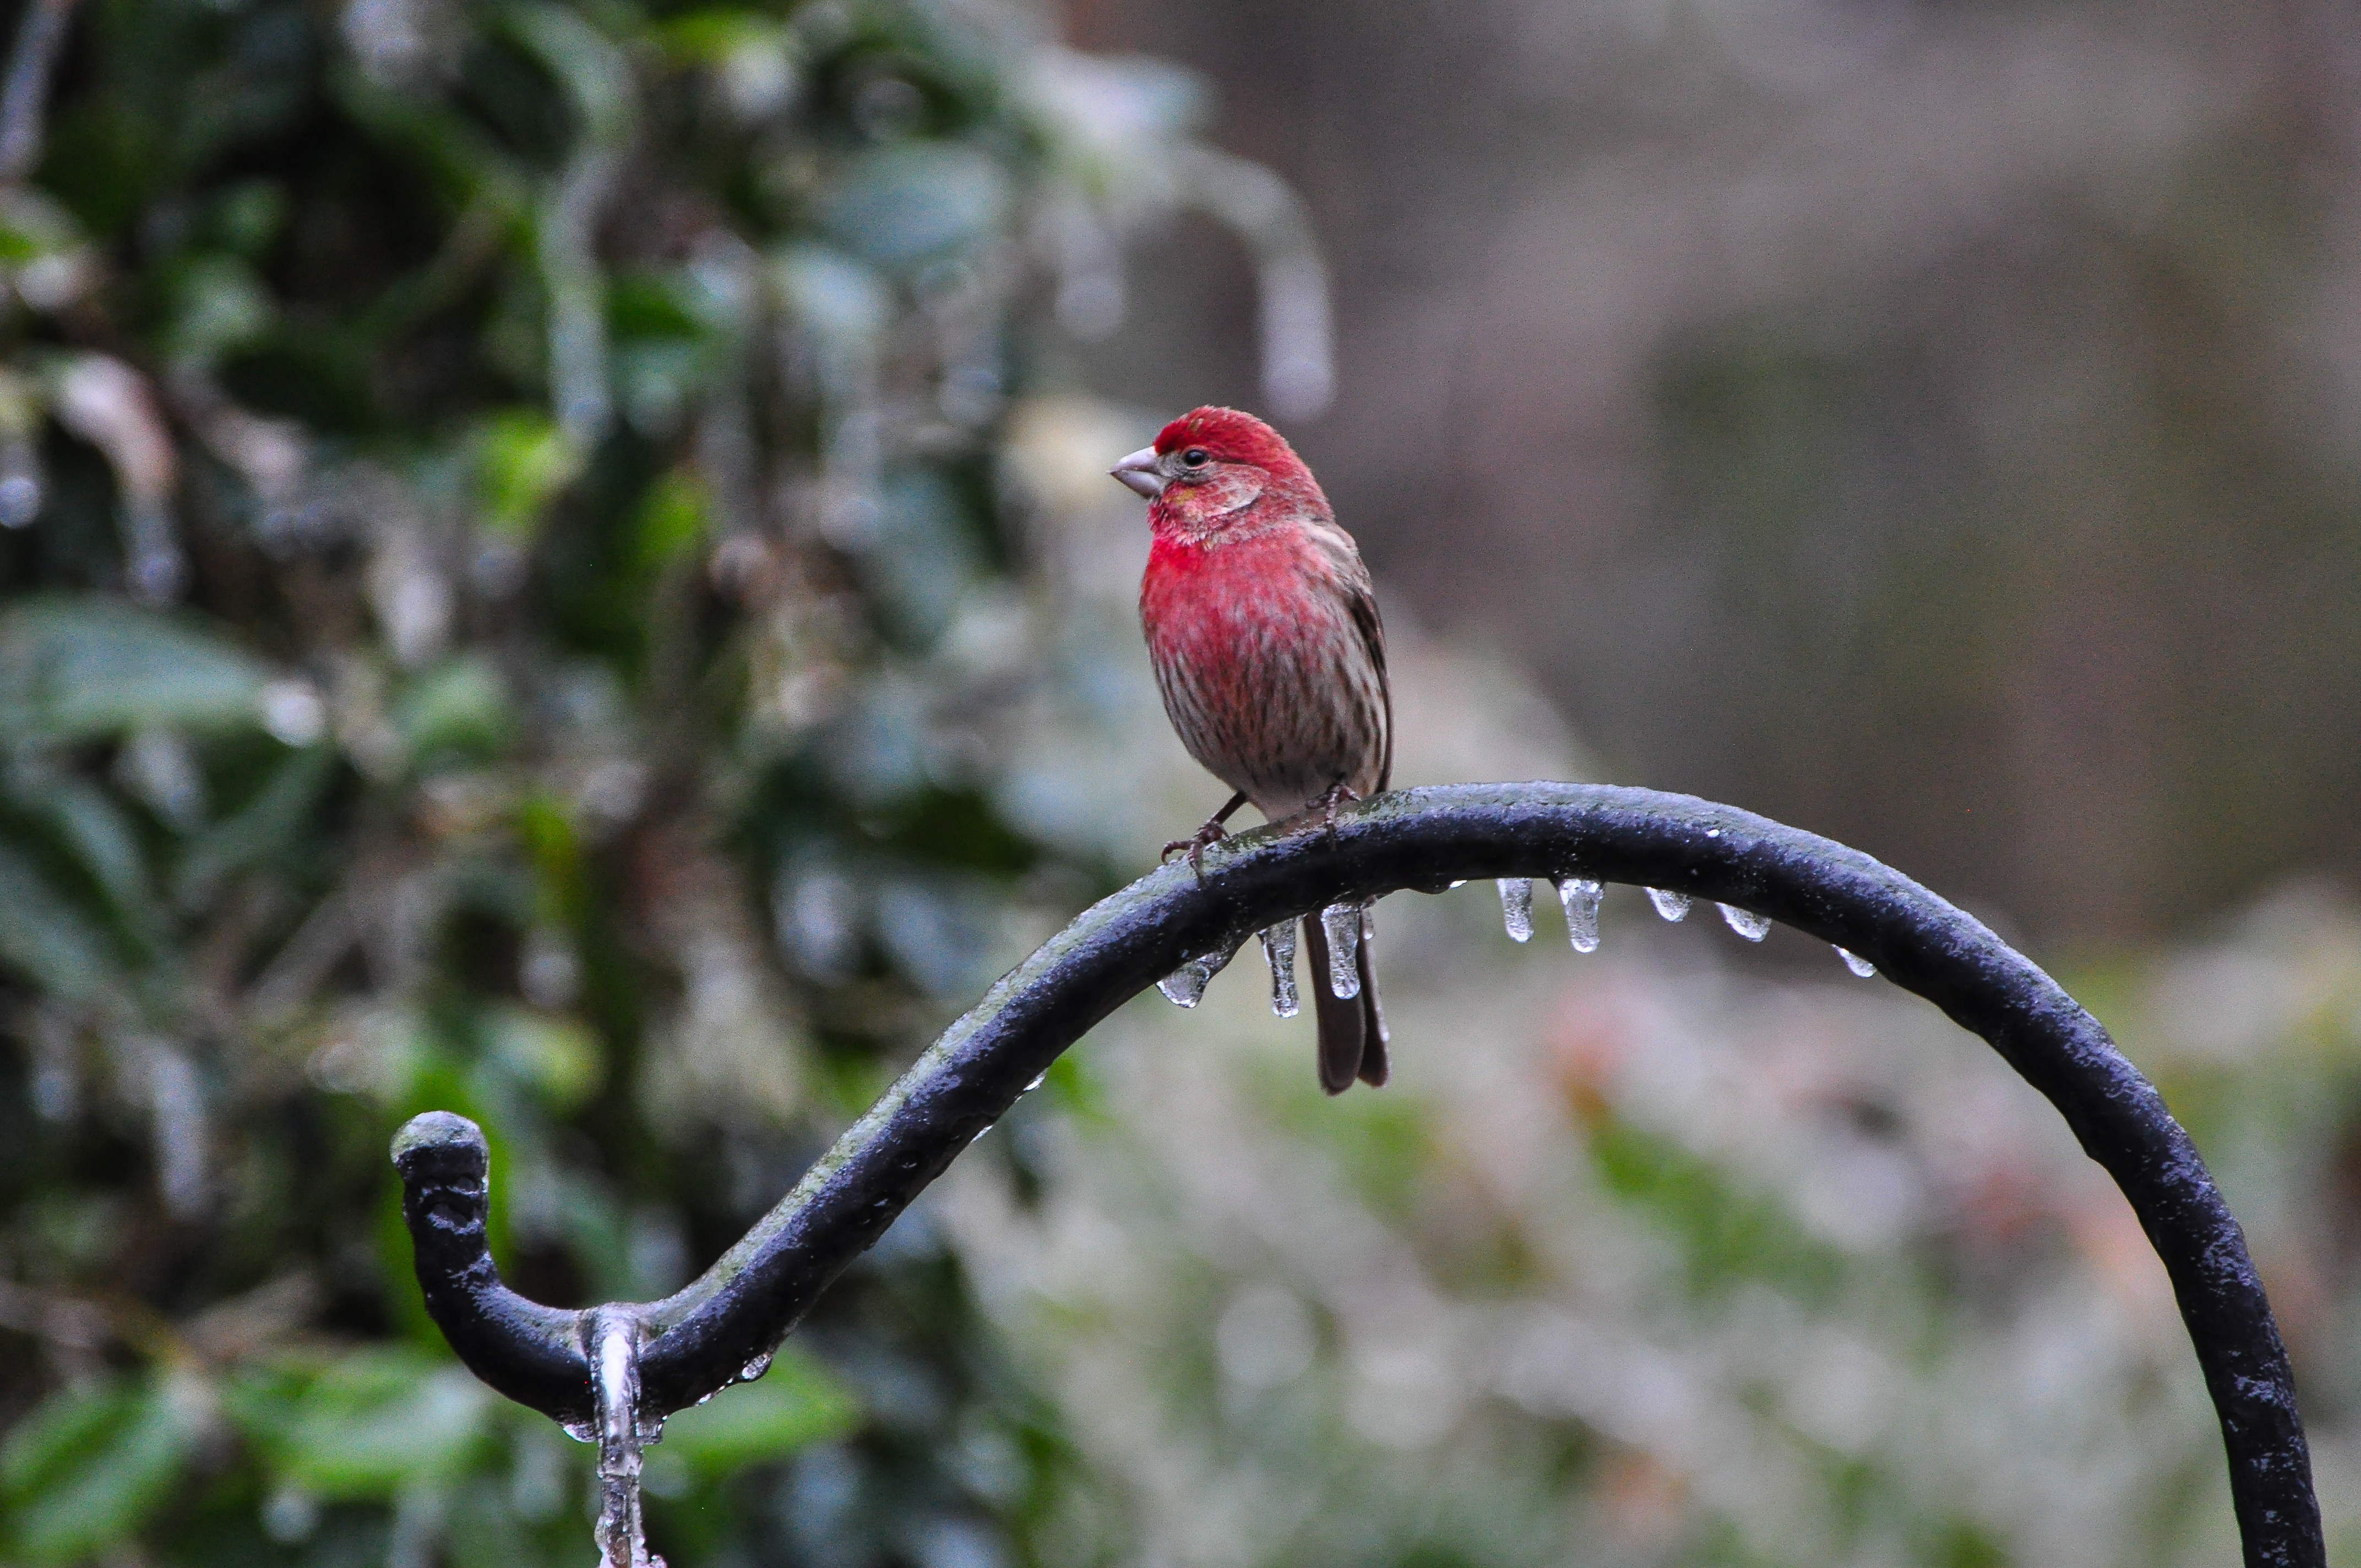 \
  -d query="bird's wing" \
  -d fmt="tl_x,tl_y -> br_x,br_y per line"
1346,573 -> 1392,793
